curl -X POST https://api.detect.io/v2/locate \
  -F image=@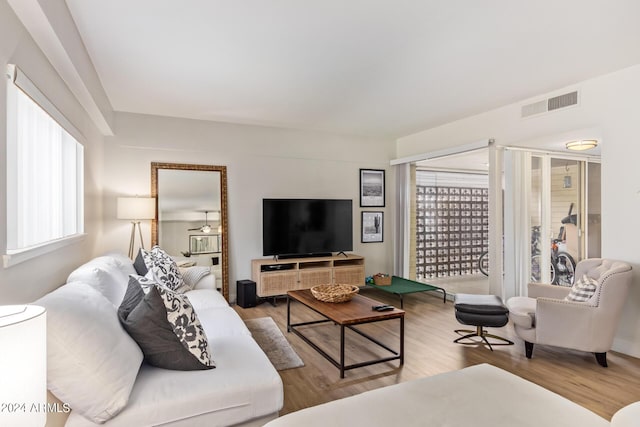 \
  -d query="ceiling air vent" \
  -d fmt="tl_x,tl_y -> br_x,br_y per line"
548,91 -> 578,111
521,90 -> 579,118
